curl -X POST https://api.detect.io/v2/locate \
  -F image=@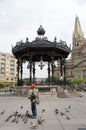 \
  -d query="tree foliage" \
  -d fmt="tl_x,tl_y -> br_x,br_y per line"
70,77 -> 85,85
46,76 -> 59,84
0,81 -> 16,88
